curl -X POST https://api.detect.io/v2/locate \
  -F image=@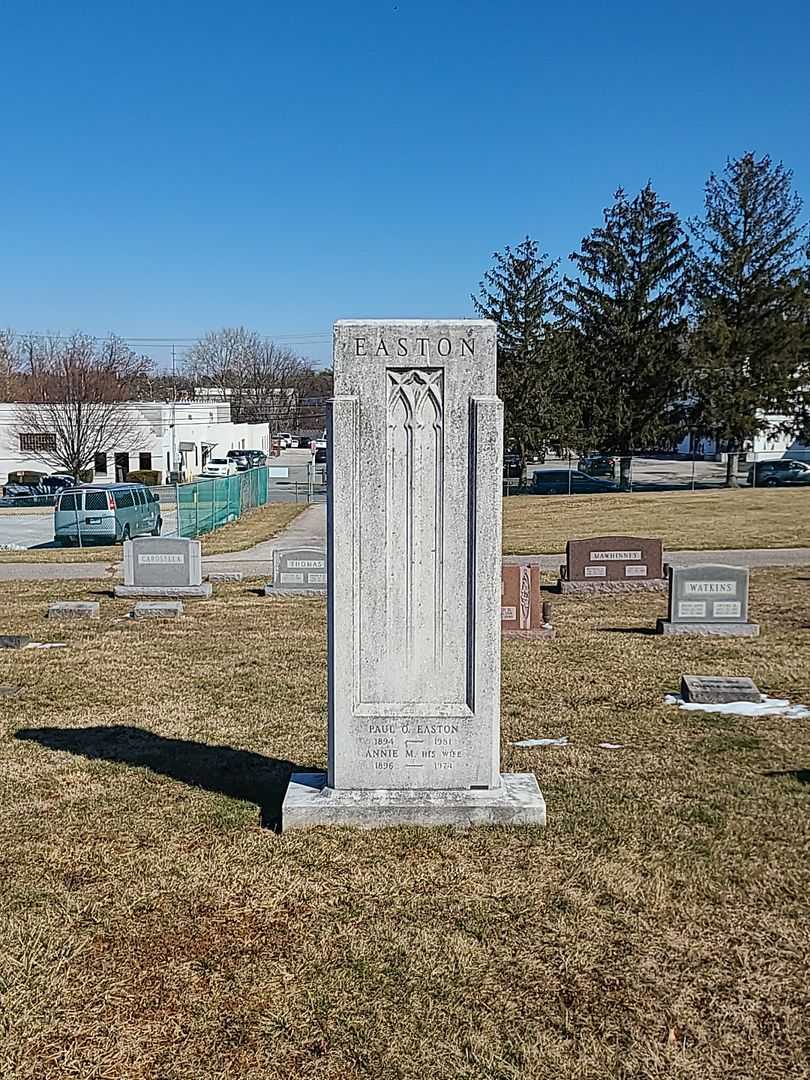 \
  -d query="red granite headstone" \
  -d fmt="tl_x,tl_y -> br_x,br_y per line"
560,535 -> 666,592
501,563 -> 552,637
